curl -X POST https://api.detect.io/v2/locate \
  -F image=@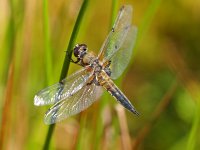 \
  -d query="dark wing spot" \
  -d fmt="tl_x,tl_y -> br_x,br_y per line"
112,28 -> 115,32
